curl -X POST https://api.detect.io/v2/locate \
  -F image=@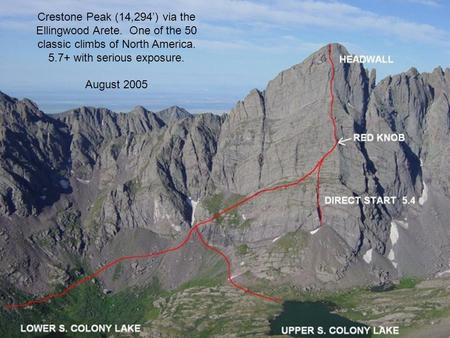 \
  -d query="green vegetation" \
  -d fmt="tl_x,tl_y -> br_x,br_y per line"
3,272 -> 450,337
227,210 -> 241,227
112,263 -> 123,281
236,244 -> 249,255
148,281 -> 281,337
178,276 -> 222,290
396,276 -> 418,289
57,209 -> 81,230
86,194 -> 106,232
57,209 -> 84,251
91,194 -> 106,217
0,240 -> 229,338
299,277 -> 450,333
32,209 -> 83,250
243,274 -> 450,335
52,282 -> 157,325
178,255 -> 227,291
239,219 -> 252,229
202,192 -> 250,228
0,279 -> 162,338
272,230 -> 307,252
203,192 -> 225,215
